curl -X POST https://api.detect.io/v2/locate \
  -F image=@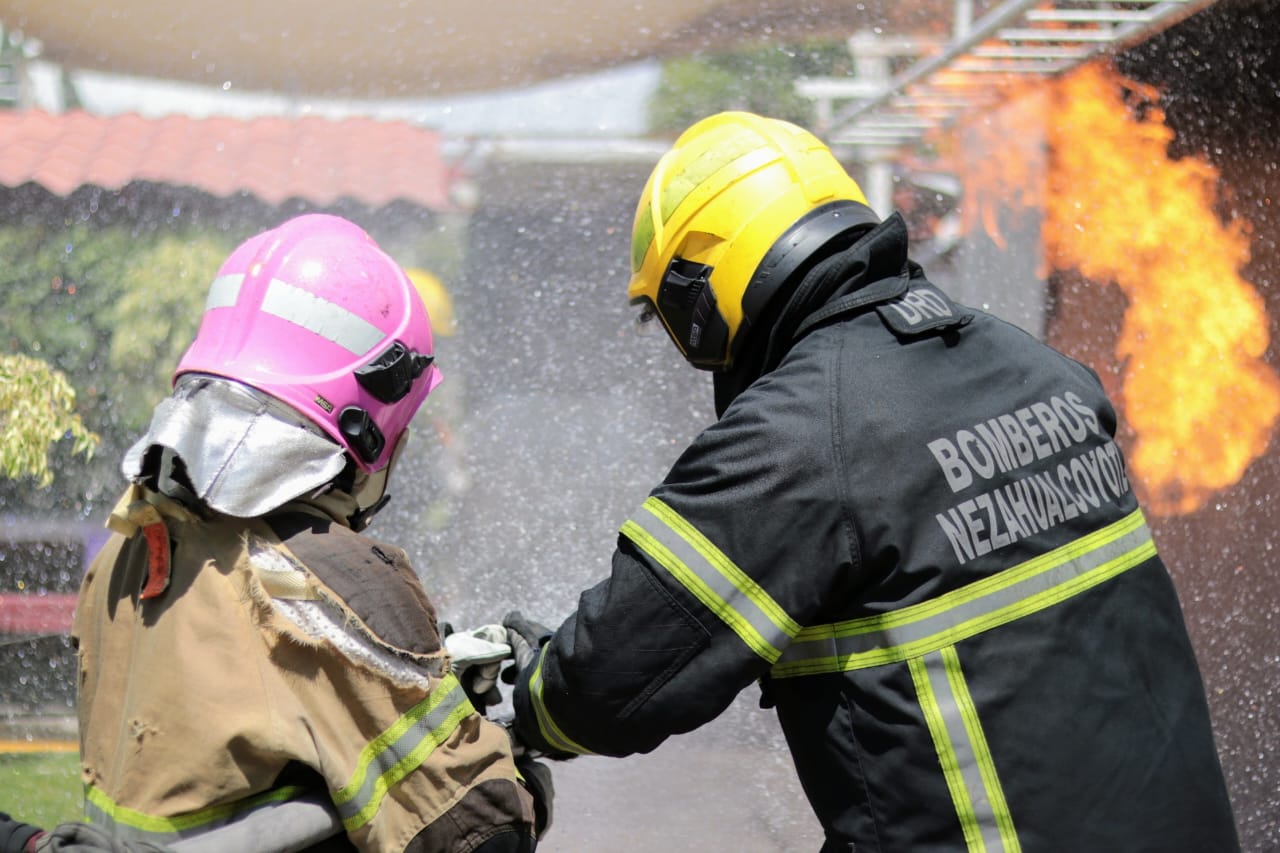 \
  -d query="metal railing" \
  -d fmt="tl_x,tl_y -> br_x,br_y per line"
802,0 -> 1219,153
